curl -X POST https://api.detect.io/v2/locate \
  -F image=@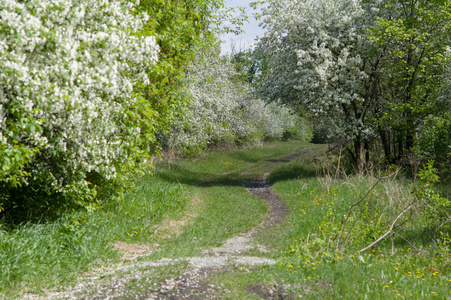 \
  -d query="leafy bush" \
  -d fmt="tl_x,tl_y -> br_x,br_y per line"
414,162 -> 451,224
0,0 -> 159,218
135,0 -> 224,135
414,113 -> 451,180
